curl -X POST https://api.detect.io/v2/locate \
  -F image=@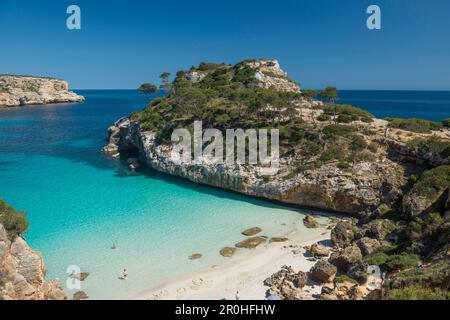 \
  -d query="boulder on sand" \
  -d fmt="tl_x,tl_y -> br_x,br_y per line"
309,260 -> 337,283
308,243 -> 330,258
264,265 -> 308,299
331,220 -> 355,247
329,244 -> 363,273
356,237 -> 381,256
235,237 -> 266,249
242,227 -> 262,236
